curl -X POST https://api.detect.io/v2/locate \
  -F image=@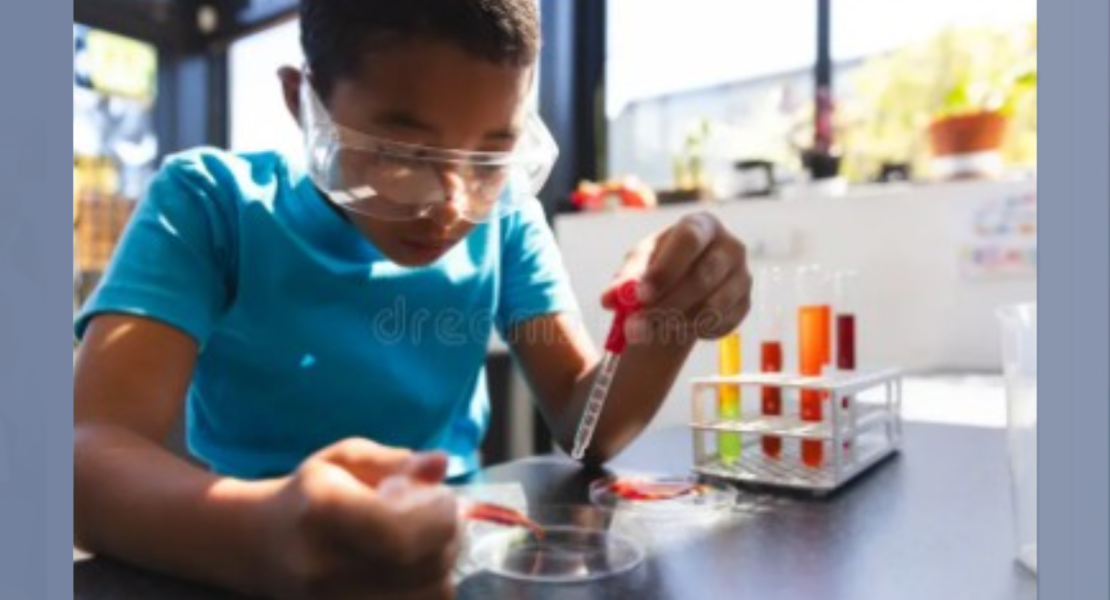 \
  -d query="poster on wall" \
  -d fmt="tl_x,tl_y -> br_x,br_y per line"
956,188 -> 1037,280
